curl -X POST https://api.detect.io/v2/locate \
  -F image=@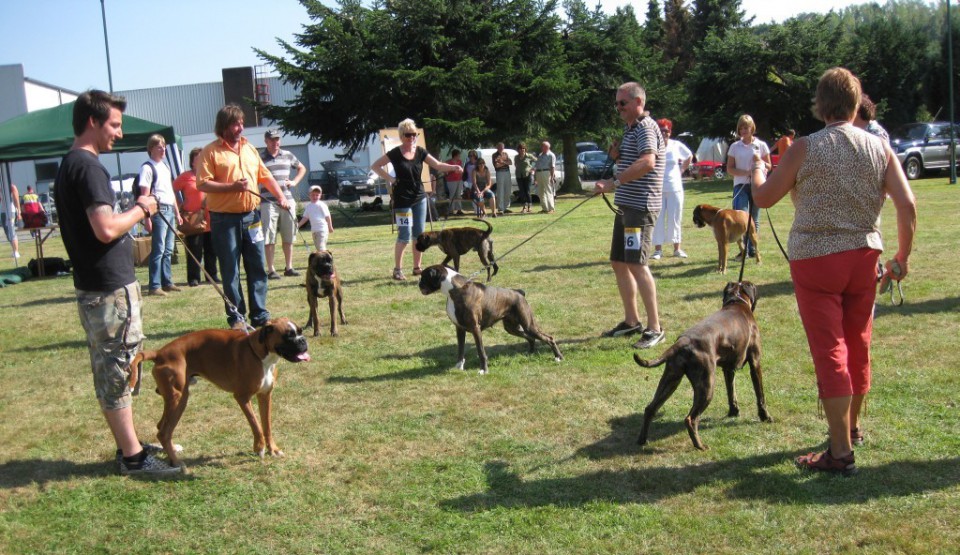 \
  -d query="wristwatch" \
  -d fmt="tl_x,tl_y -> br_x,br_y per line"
612,178 -> 621,188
